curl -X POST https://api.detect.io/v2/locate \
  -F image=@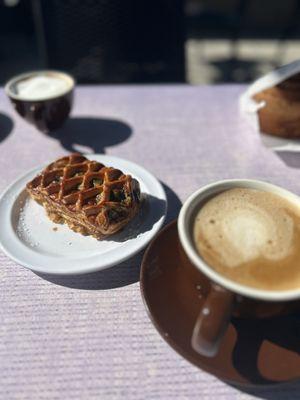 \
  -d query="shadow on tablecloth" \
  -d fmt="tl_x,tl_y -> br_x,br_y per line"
276,151 -> 300,170
48,116 -> 132,154
232,378 -> 300,400
0,112 -> 13,143
35,183 -> 182,290
238,383 -> 300,400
